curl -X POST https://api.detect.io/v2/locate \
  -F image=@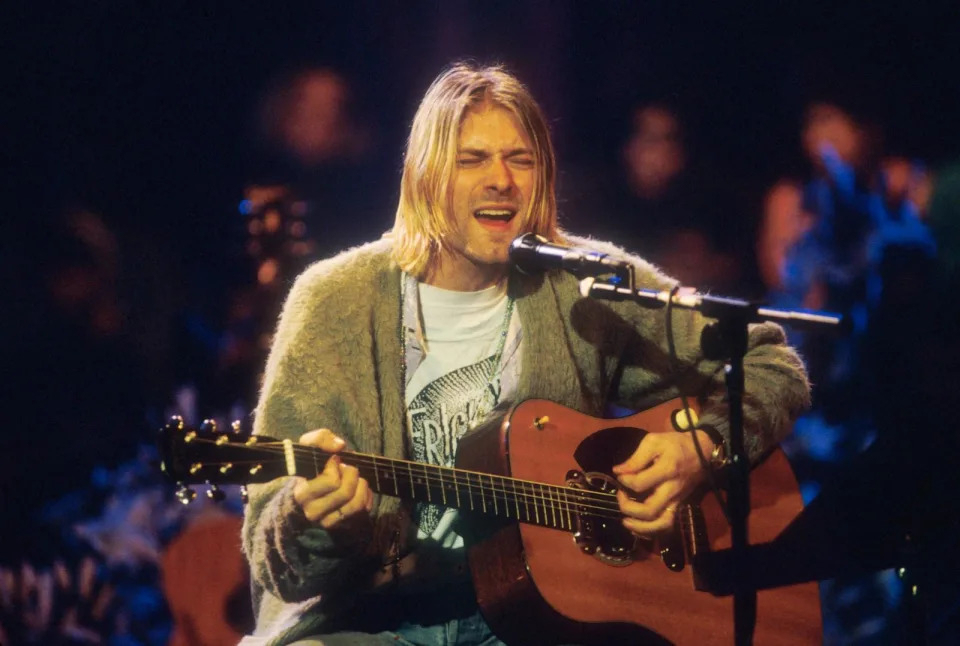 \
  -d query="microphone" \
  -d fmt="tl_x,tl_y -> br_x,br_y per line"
509,233 -> 630,276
